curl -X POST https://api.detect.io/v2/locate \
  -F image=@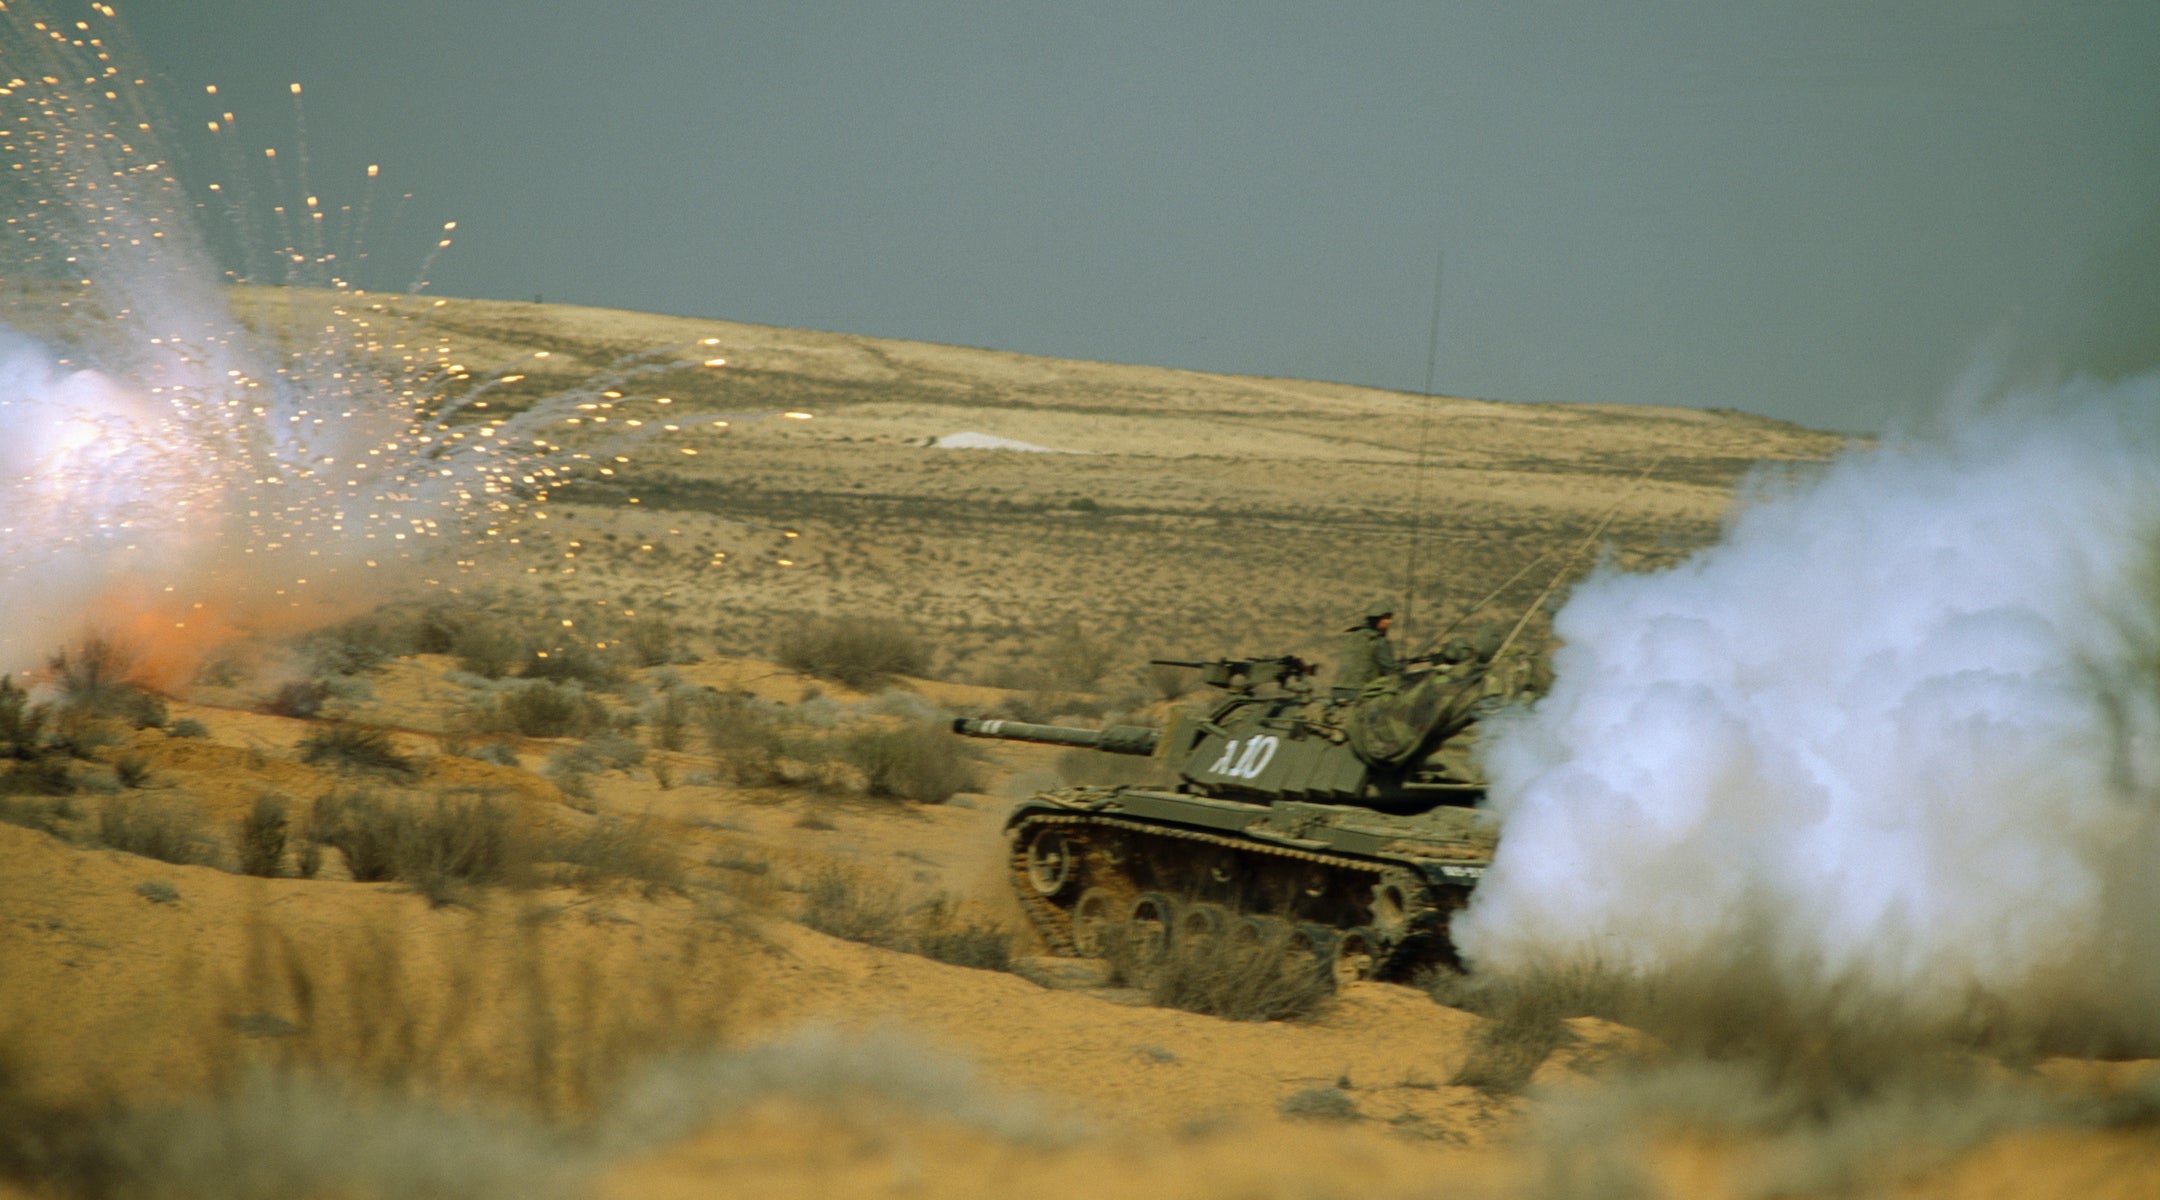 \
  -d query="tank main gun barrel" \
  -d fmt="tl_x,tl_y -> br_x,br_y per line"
950,718 -> 1160,756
